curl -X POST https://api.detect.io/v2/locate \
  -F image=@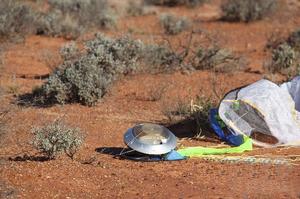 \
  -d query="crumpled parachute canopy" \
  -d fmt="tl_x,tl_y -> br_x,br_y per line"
219,76 -> 300,147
